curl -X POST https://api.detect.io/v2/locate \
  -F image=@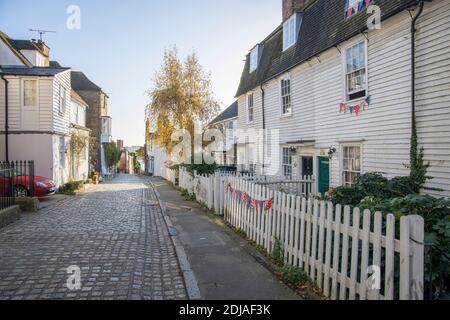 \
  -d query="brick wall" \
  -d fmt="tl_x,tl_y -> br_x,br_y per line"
282,0 -> 306,21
